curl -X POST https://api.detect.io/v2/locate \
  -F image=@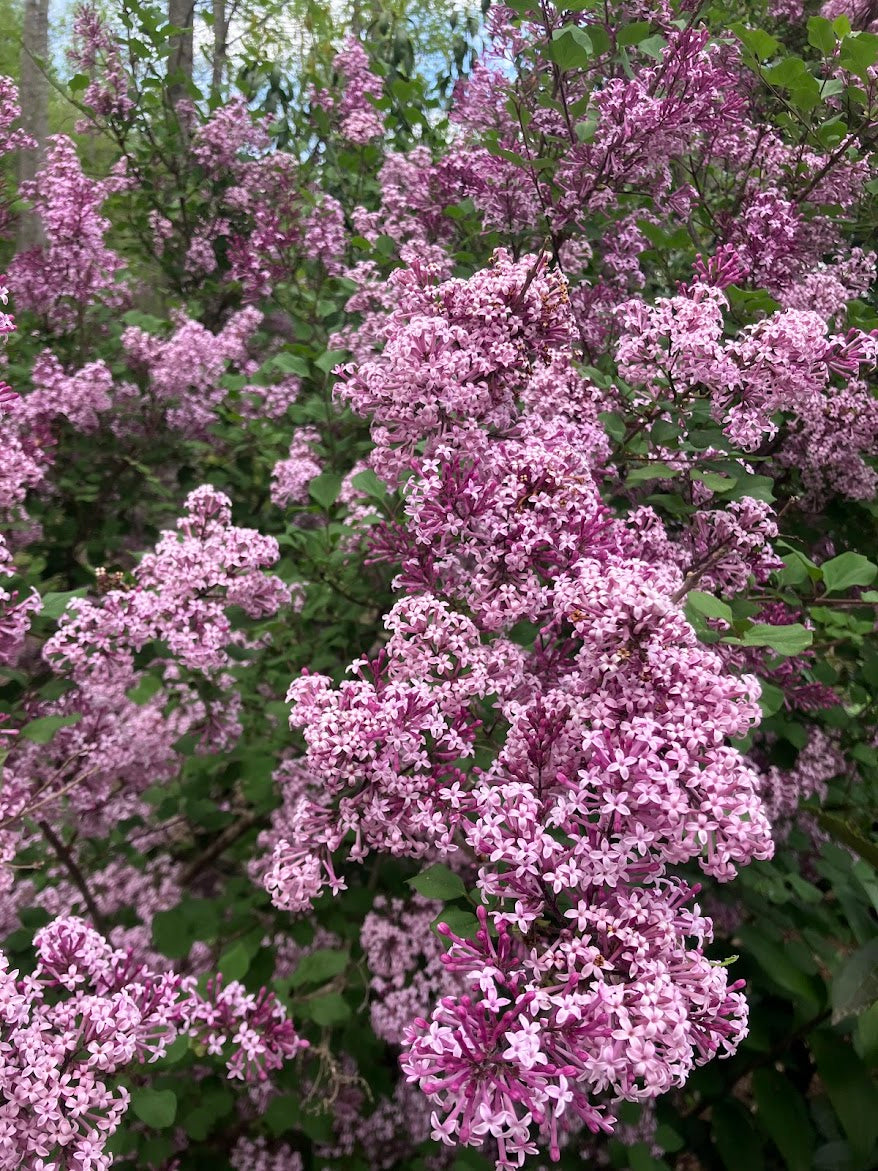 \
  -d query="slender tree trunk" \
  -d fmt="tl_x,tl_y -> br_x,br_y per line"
17,0 -> 49,249
167,0 -> 195,108
211,0 -> 227,98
